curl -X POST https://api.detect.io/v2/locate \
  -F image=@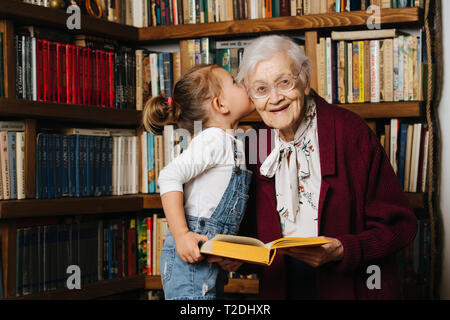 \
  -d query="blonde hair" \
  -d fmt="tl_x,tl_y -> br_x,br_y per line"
142,64 -> 223,134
